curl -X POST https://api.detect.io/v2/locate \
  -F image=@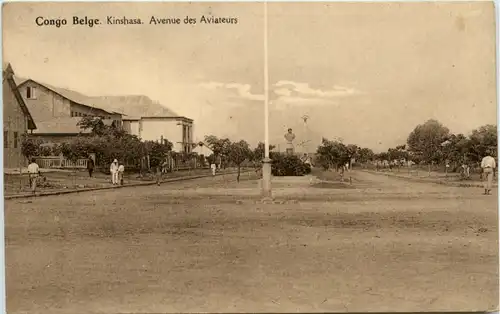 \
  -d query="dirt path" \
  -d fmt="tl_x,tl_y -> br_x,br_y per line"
5,171 -> 498,313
